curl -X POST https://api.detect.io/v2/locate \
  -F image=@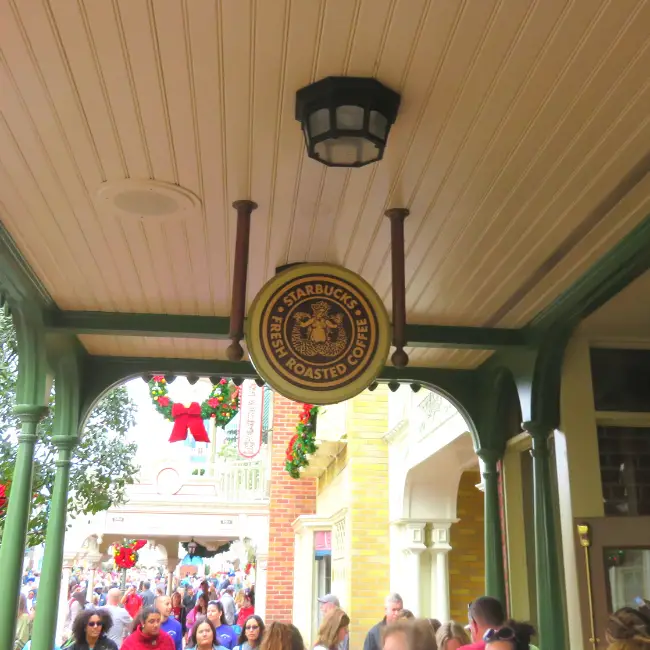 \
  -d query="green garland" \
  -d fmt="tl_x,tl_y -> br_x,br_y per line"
285,404 -> 319,479
147,375 -> 240,428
